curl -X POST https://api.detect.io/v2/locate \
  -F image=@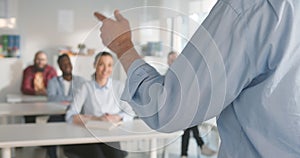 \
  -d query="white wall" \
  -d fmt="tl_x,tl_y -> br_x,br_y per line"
1,0 -> 217,65
17,0 -> 163,66
15,0 -> 215,66
0,58 -> 22,102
